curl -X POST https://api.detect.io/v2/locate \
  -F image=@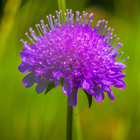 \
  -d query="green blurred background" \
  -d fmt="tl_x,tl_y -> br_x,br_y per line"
0,0 -> 140,140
